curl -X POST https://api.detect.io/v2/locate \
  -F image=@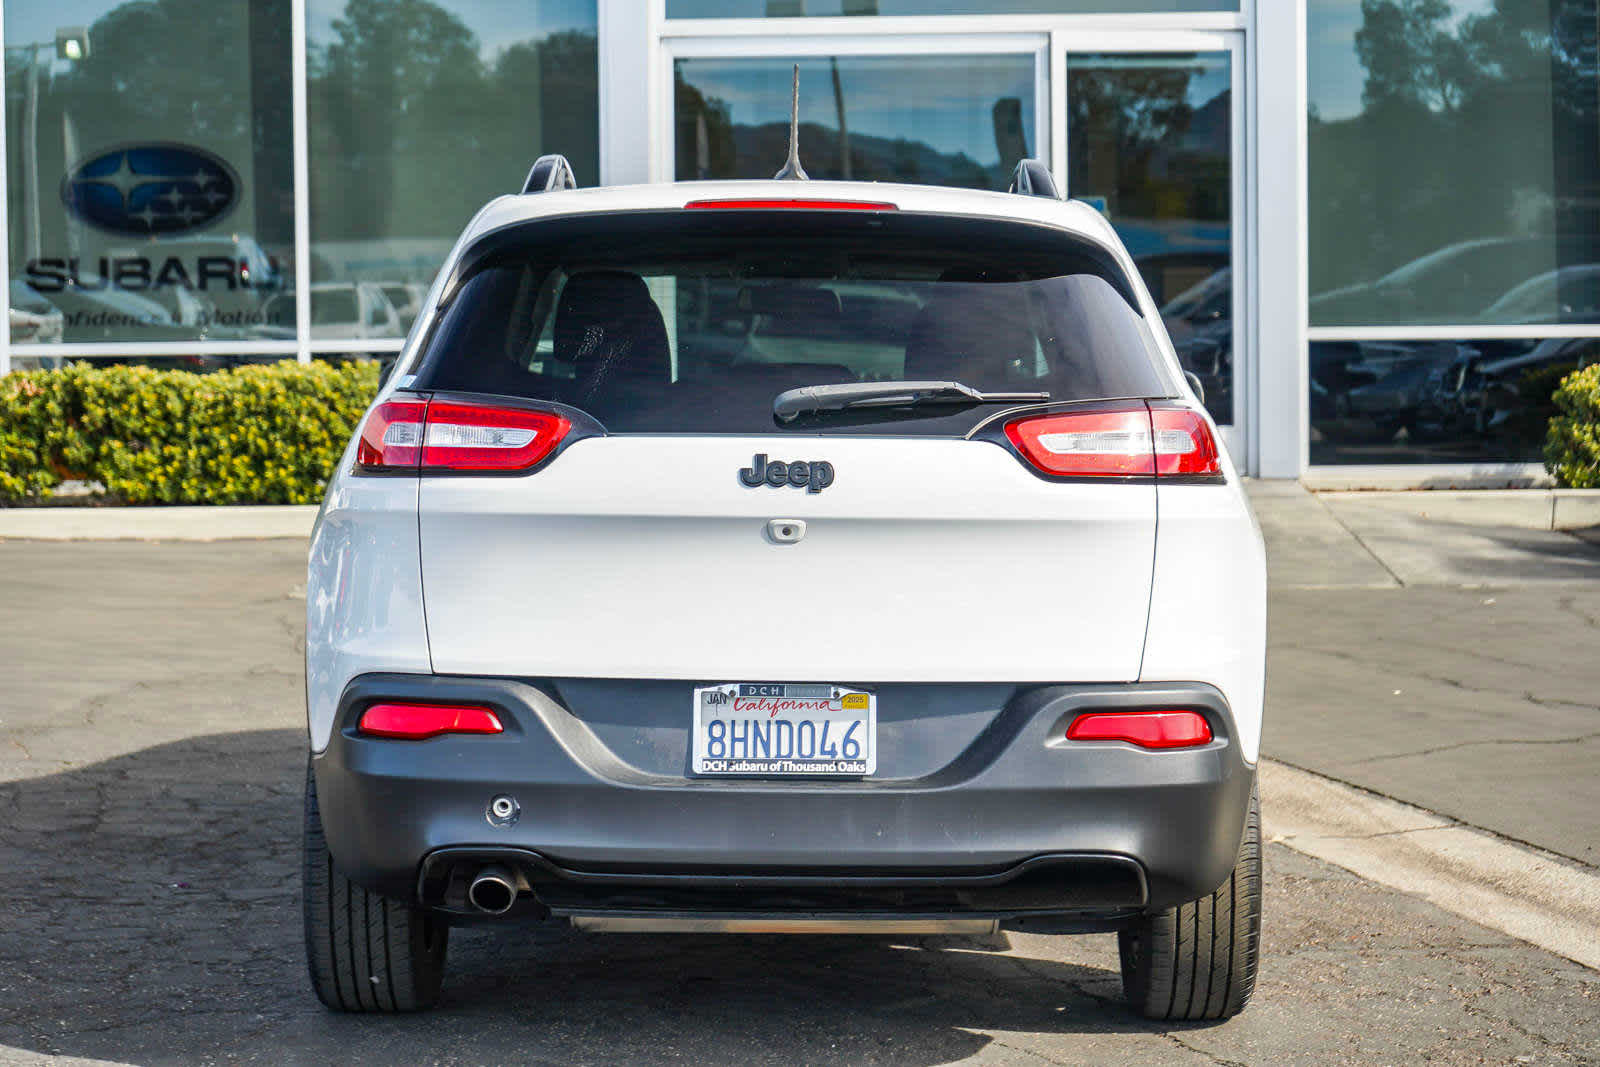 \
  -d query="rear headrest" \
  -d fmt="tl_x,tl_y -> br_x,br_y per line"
554,271 -> 671,394
902,284 -> 1036,384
